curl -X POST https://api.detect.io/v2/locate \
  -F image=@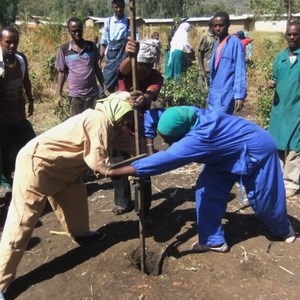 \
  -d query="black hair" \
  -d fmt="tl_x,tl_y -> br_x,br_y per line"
0,26 -> 19,38
67,17 -> 83,28
112,0 -> 125,5
287,20 -> 300,28
213,11 -> 230,26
